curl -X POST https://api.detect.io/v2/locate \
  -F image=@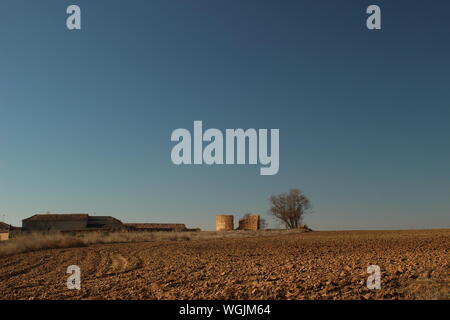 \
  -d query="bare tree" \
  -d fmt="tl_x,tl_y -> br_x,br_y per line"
269,189 -> 310,229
